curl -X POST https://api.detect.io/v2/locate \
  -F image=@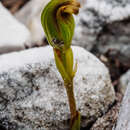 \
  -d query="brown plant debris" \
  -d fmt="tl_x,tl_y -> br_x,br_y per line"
1,0 -> 30,13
